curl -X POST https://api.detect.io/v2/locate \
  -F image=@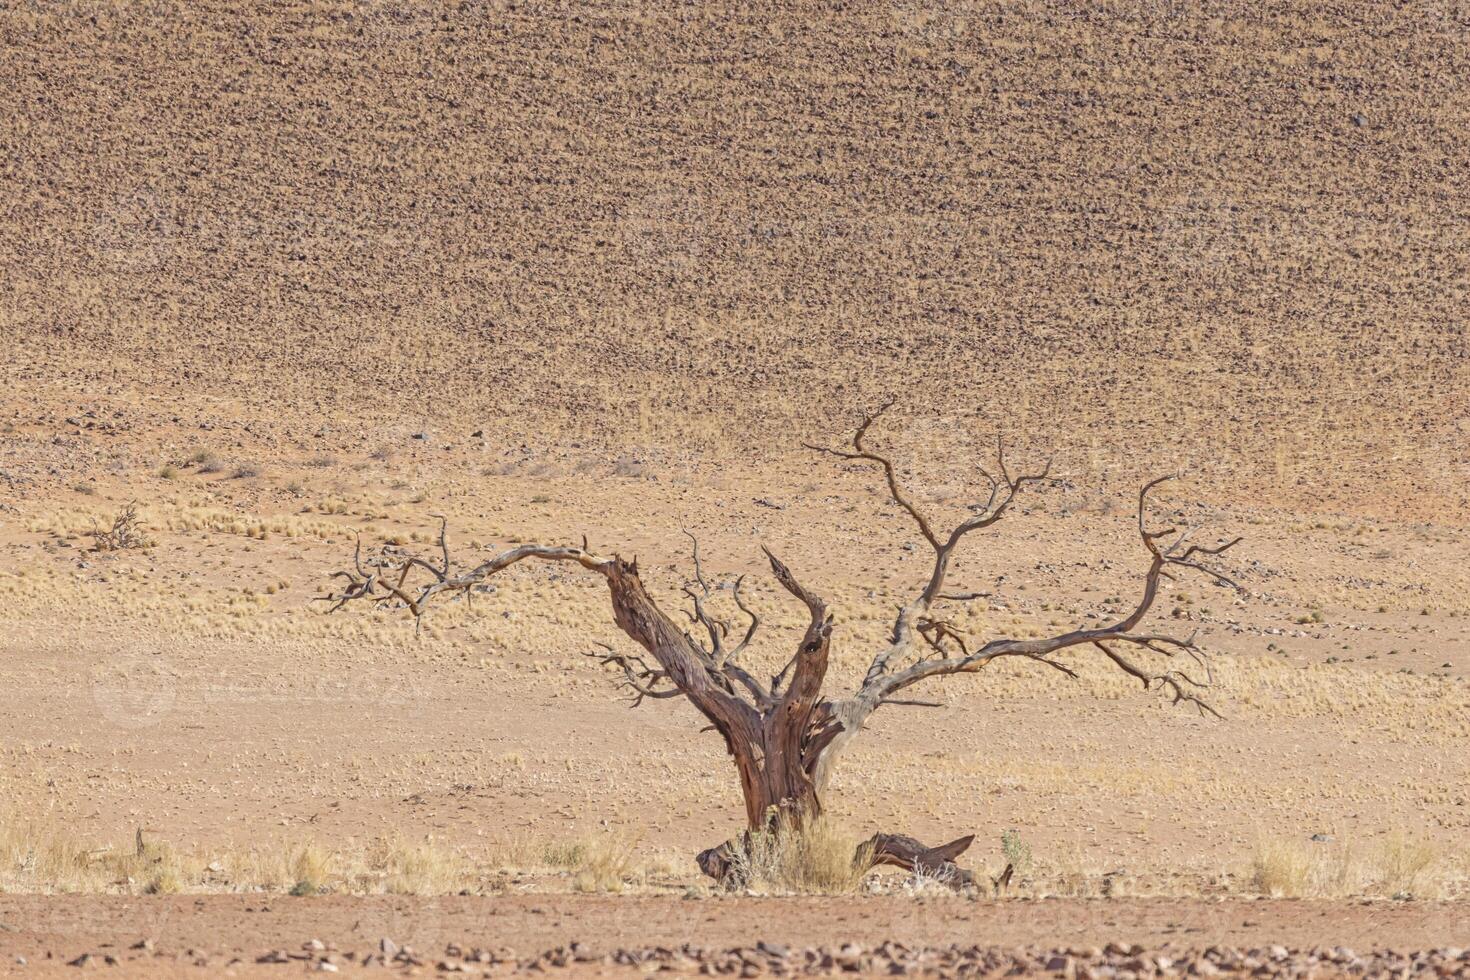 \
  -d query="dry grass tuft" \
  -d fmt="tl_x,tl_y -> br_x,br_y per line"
540,835 -> 641,893
1251,831 -> 1455,898
378,838 -> 468,895
0,816 -> 194,895
288,842 -> 333,895
728,814 -> 870,895
570,835 -> 639,893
